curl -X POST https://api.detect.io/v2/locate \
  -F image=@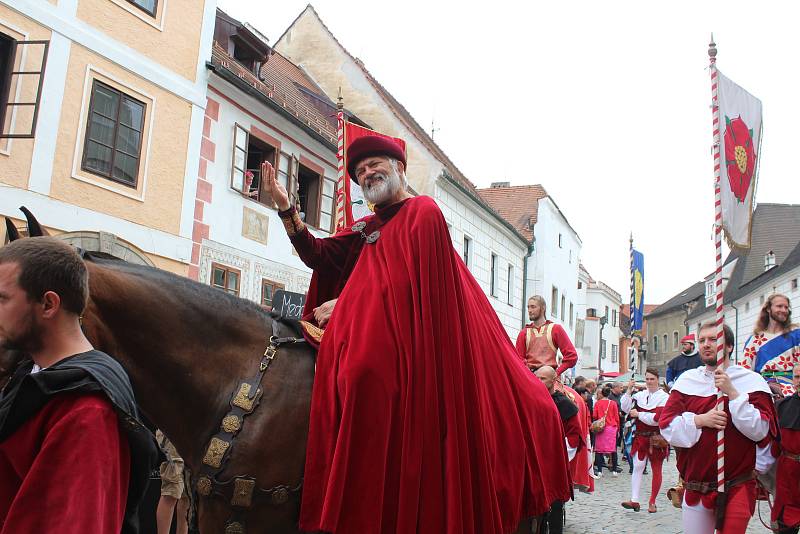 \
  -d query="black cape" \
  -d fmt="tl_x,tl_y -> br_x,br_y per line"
0,350 -> 158,534
777,393 -> 800,430
552,390 -> 579,422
